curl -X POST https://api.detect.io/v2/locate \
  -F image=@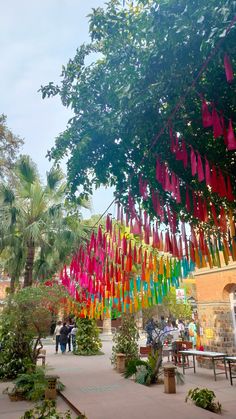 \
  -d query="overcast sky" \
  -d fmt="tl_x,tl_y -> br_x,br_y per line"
0,0 -> 115,217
